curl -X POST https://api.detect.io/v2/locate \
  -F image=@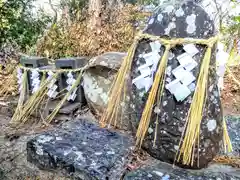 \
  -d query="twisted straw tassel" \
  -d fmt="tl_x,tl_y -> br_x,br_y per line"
100,39 -> 139,127
136,45 -> 171,147
176,46 -> 212,166
11,70 -> 28,125
223,118 -> 233,153
45,69 -> 84,124
10,72 -> 54,125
